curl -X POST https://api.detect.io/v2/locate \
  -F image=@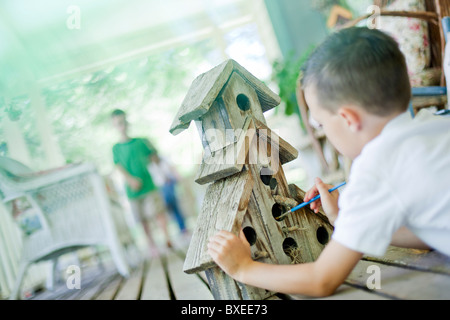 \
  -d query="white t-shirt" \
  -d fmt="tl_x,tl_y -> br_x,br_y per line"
332,109 -> 450,257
